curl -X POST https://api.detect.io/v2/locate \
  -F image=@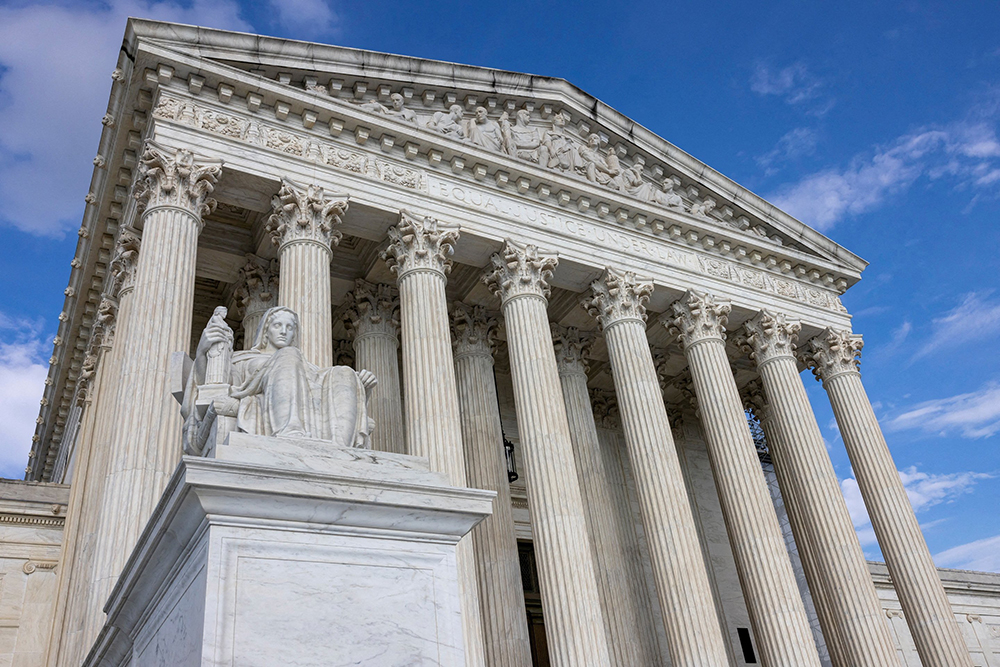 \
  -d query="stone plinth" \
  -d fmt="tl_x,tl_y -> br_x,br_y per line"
83,433 -> 494,667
